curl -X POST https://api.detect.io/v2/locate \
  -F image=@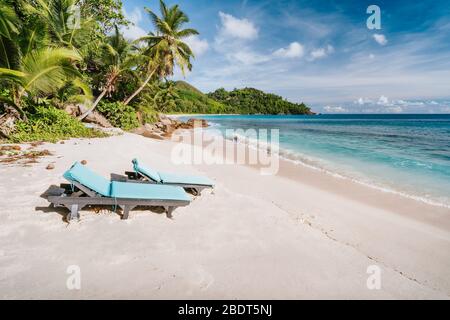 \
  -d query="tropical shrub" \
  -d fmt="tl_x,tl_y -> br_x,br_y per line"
136,104 -> 159,124
8,106 -> 106,143
97,101 -> 139,130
